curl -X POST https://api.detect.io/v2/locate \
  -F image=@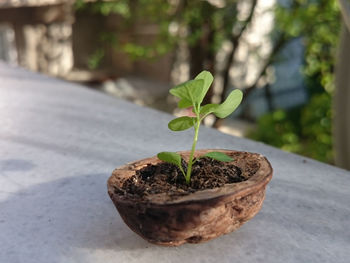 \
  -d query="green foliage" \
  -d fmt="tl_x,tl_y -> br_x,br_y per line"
90,0 -> 131,17
75,0 -> 177,63
249,109 -> 302,154
299,93 -> 333,162
75,0 -> 240,67
87,49 -> 105,70
158,71 -> 243,184
275,0 -> 340,94
248,93 -> 333,164
249,0 -> 340,164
